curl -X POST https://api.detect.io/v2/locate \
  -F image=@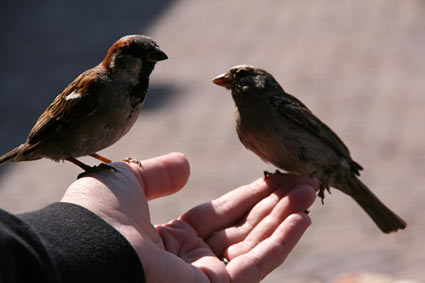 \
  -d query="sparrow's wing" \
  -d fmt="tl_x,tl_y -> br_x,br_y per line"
270,92 -> 363,174
27,68 -> 101,145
